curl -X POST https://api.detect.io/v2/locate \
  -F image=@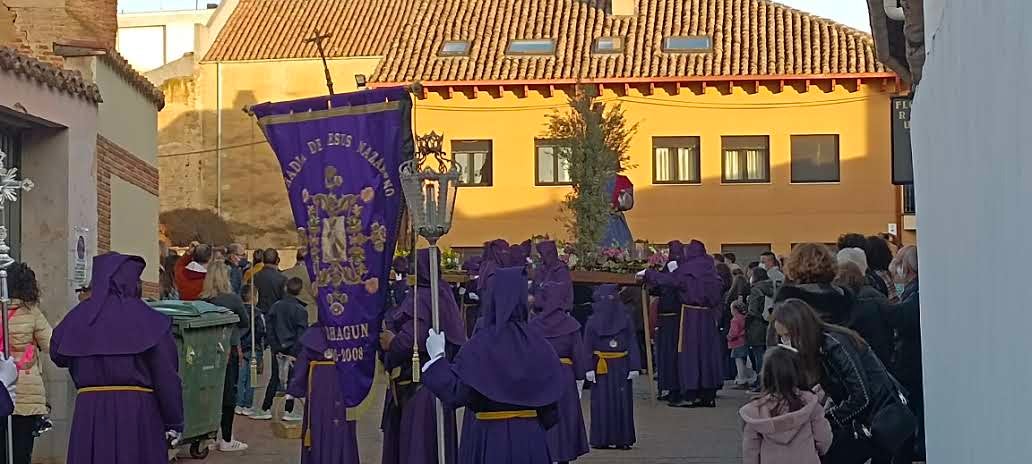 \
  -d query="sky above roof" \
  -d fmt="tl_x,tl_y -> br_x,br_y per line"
117,0 -> 872,32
